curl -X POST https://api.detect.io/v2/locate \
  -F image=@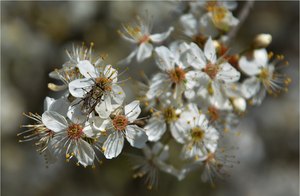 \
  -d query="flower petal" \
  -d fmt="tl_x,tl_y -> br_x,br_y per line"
124,100 -> 141,122
183,43 -> 206,70
179,14 -> 197,37
144,117 -> 166,142
125,125 -> 148,148
241,77 -> 261,99
204,37 -> 217,63
68,78 -> 93,98
44,97 -> 55,111
48,97 -> 70,116
199,13 -> 219,38
95,95 -> 112,119
42,111 -> 68,132
216,62 -> 240,83
185,70 -> 207,89
73,139 -> 95,167
111,84 -> 125,104
149,26 -> 174,43
154,46 -> 175,71
67,101 -> 87,124
77,60 -> 98,78
137,42 -> 153,62
239,49 -> 268,76
170,121 -> 187,144
146,73 -> 171,99
103,131 -> 124,159
93,118 -> 111,132
204,127 -> 219,153
104,65 -> 118,83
